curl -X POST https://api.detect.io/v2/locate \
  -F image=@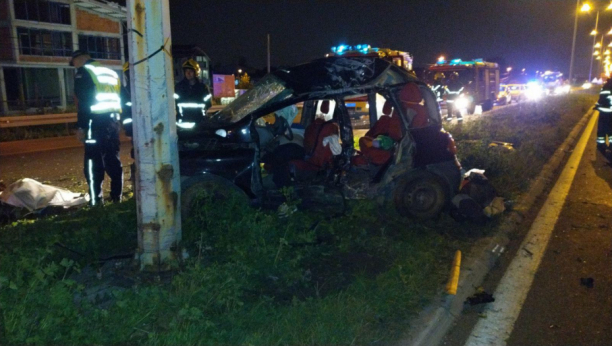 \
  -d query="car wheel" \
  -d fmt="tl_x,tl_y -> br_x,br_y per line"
394,171 -> 448,220
181,175 -> 249,220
